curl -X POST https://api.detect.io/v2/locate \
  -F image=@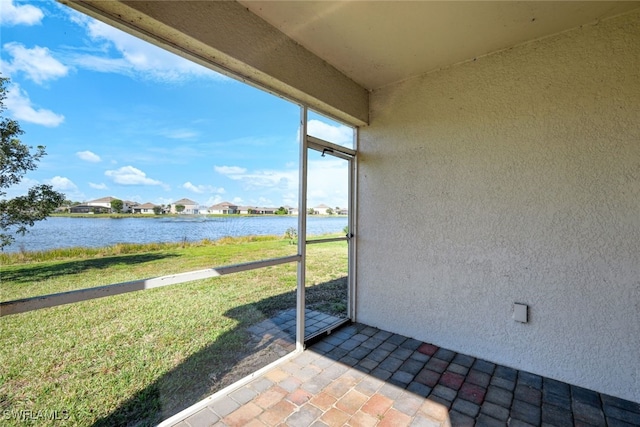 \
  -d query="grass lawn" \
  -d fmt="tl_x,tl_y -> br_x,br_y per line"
0,236 -> 347,426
